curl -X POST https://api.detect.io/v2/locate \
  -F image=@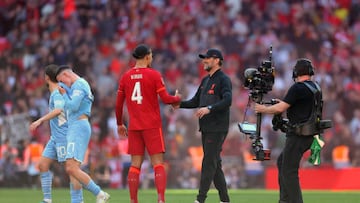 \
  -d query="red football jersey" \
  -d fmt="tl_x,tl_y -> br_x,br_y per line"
116,67 -> 180,130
